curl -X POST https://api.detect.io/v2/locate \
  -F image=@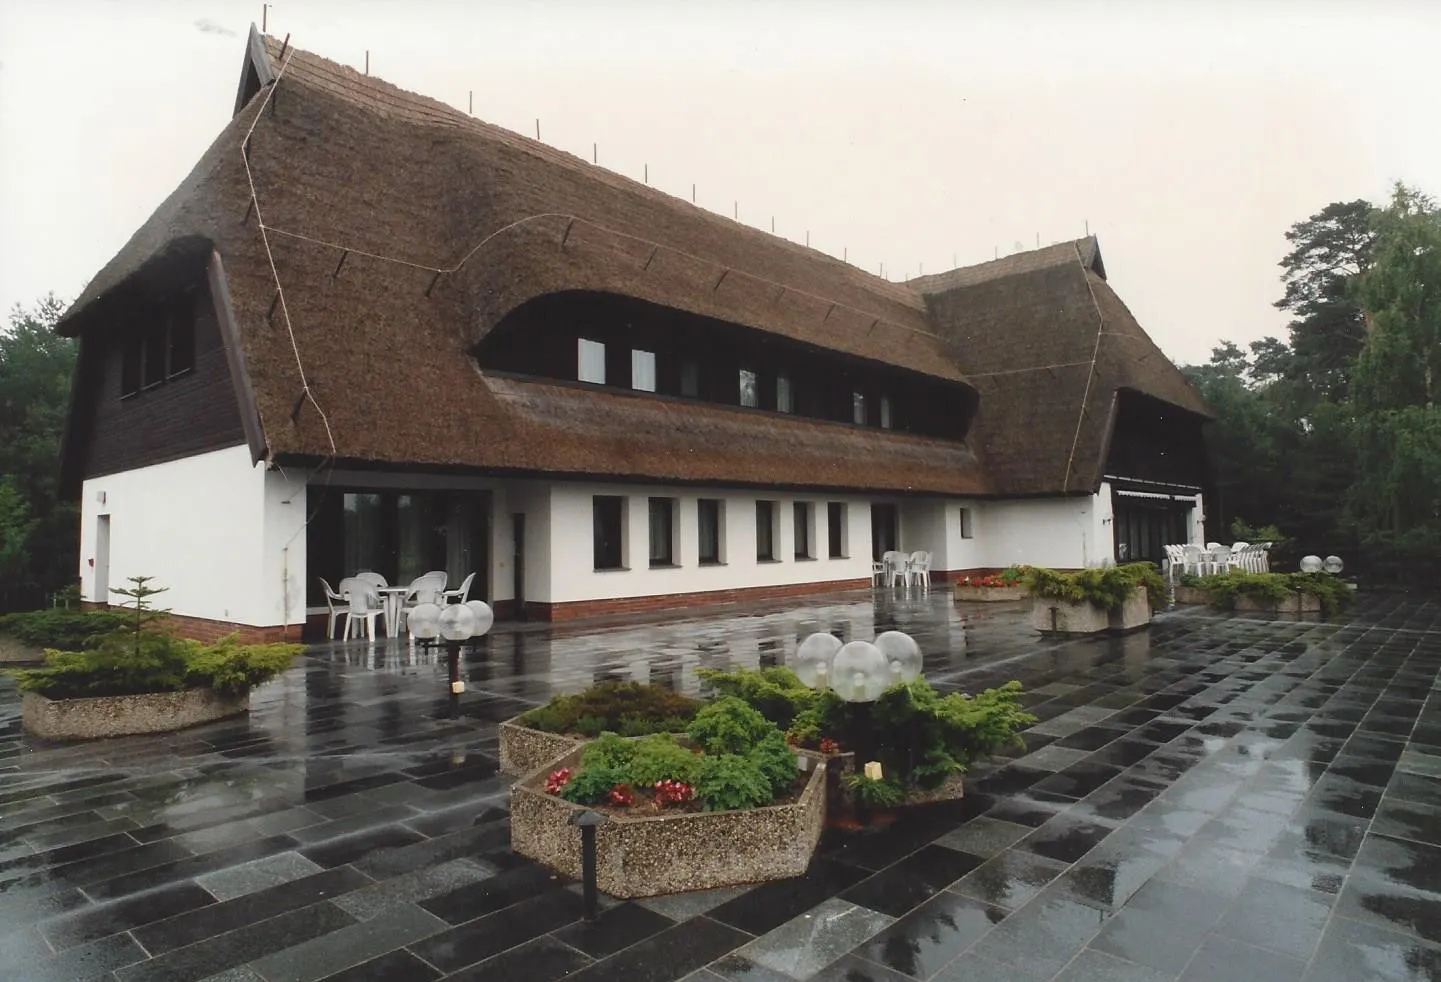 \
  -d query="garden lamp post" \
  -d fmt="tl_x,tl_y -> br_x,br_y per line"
406,600 -> 494,715
797,631 -> 923,775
